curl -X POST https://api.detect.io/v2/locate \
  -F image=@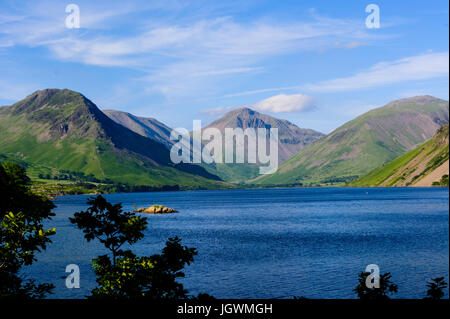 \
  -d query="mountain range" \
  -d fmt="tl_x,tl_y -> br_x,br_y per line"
0,89 -> 448,190
0,89 -> 225,189
103,106 -> 324,182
